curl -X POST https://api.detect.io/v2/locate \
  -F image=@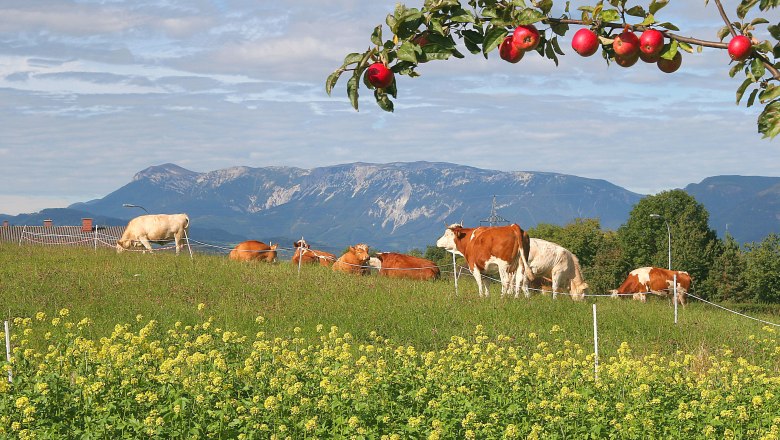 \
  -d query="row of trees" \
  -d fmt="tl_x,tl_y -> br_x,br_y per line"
422,190 -> 780,303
